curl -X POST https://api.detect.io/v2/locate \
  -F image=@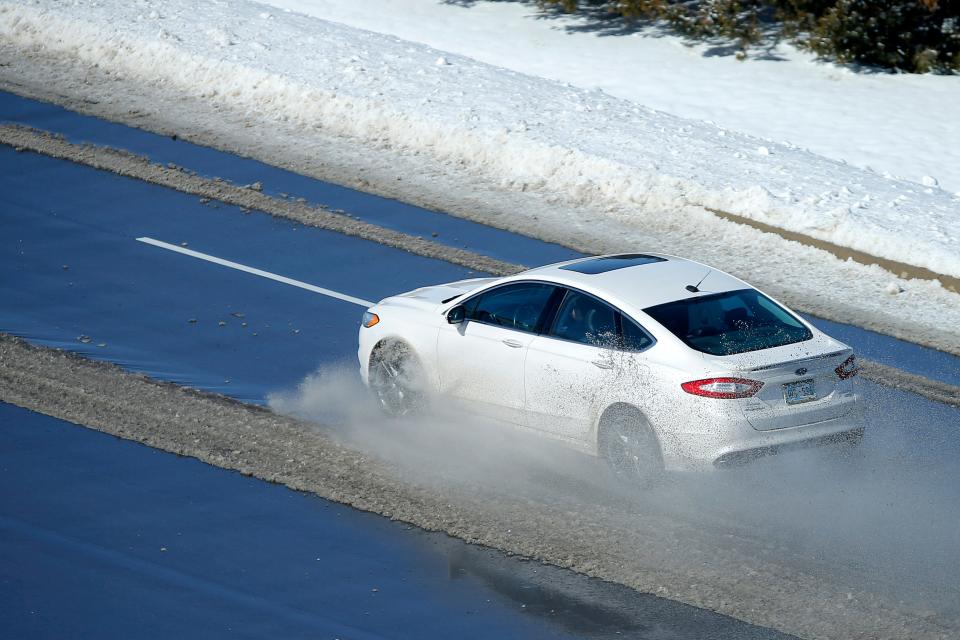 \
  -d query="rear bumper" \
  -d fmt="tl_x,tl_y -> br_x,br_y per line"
712,424 -> 864,468
663,401 -> 865,472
